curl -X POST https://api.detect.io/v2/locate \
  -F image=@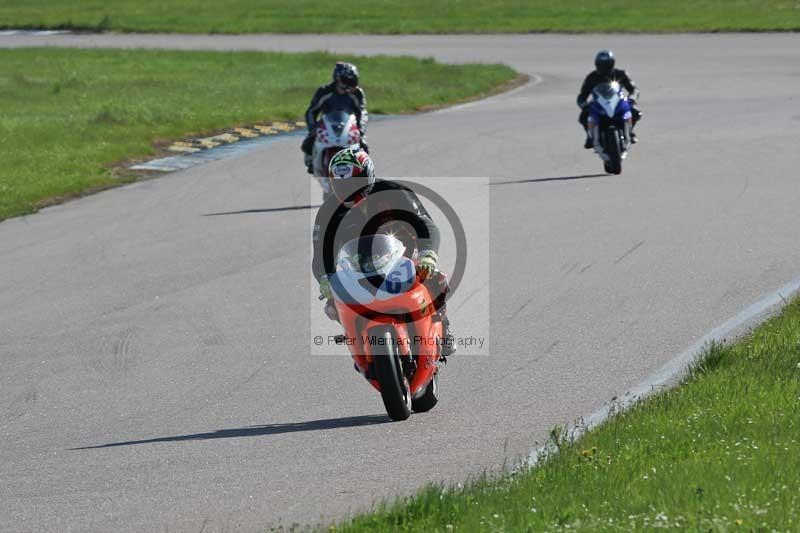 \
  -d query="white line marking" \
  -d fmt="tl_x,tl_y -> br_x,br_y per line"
433,74 -> 542,115
526,274 -> 800,467
0,30 -> 72,36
